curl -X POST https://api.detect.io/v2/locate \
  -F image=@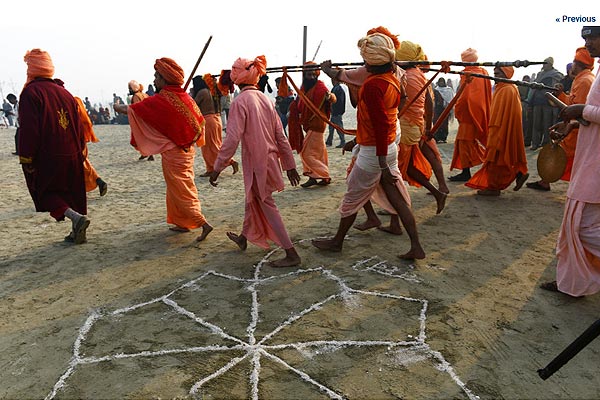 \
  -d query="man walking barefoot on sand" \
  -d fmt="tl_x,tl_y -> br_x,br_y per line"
210,55 -> 301,268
